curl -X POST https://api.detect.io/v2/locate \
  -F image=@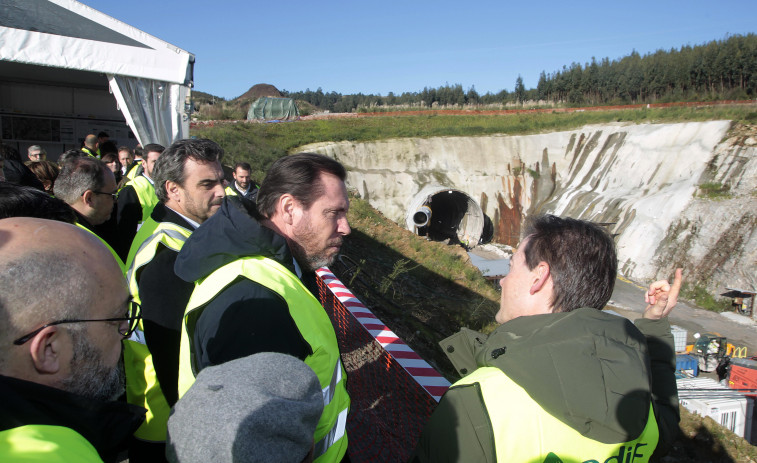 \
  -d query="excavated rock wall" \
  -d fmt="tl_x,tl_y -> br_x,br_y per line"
301,121 -> 756,292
